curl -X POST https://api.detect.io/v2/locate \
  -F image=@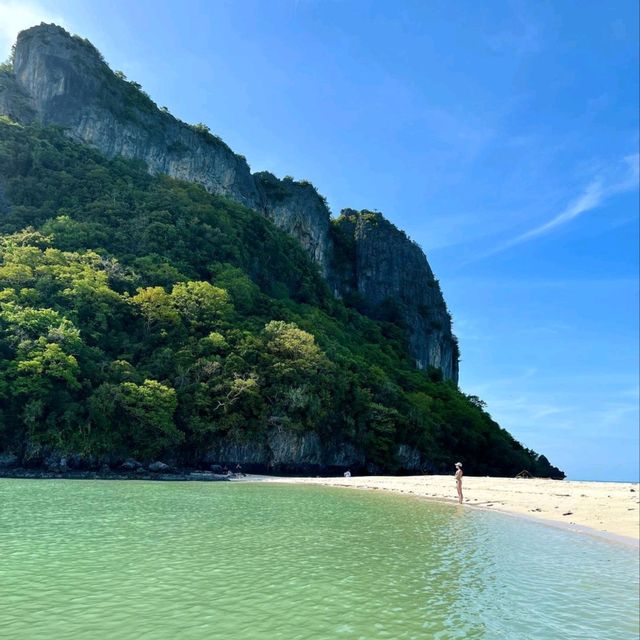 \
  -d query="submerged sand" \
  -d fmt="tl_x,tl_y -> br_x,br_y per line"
247,474 -> 639,542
